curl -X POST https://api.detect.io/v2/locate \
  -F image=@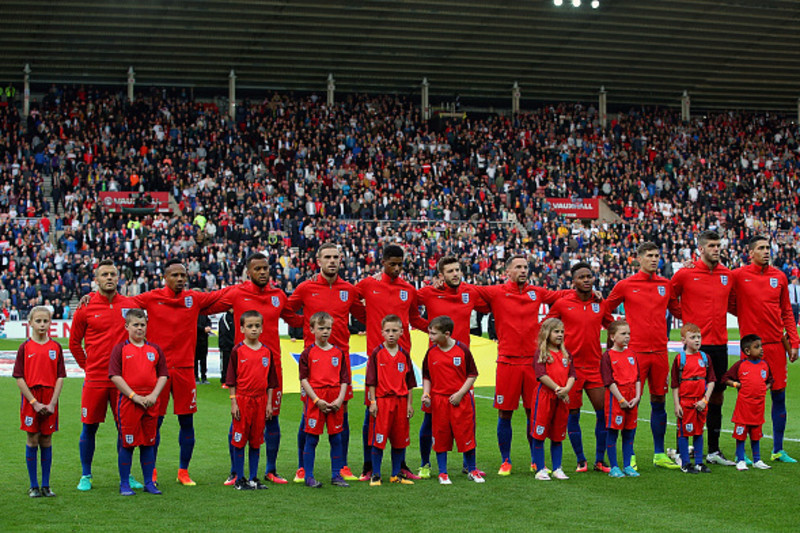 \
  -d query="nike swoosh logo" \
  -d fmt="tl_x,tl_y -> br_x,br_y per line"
632,289 -> 640,293
28,353 -> 34,358
372,291 -> 381,294
312,359 -> 319,363
244,298 -> 252,301
312,293 -> 319,297
567,307 -> 575,311
94,314 -> 102,318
